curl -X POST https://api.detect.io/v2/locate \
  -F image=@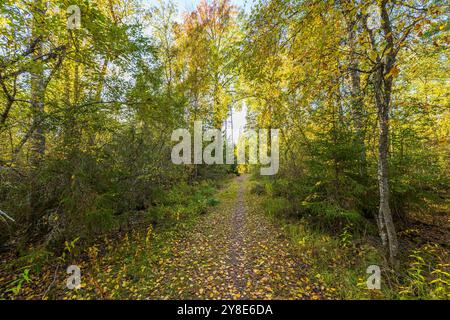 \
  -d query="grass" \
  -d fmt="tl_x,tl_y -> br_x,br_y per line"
245,177 -> 449,300
1,174 -> 447,300
0,176 -> 233,299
